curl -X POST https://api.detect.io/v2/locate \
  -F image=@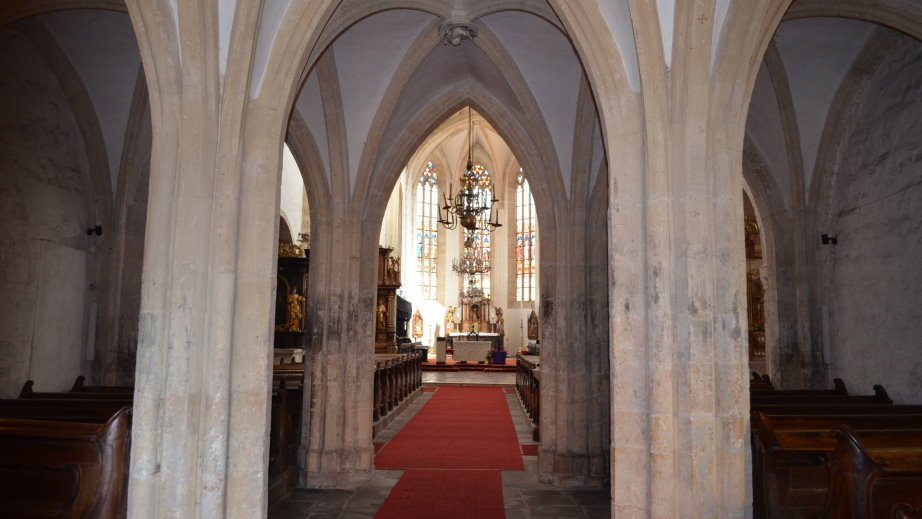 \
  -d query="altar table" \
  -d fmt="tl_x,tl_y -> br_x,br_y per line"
452,341 -> 492,362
